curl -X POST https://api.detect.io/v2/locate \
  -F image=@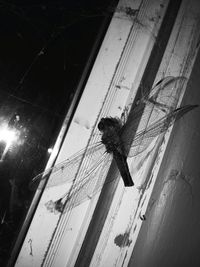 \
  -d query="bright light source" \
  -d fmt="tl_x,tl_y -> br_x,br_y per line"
0,125 -> 18,146
0,123 -> 19,160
